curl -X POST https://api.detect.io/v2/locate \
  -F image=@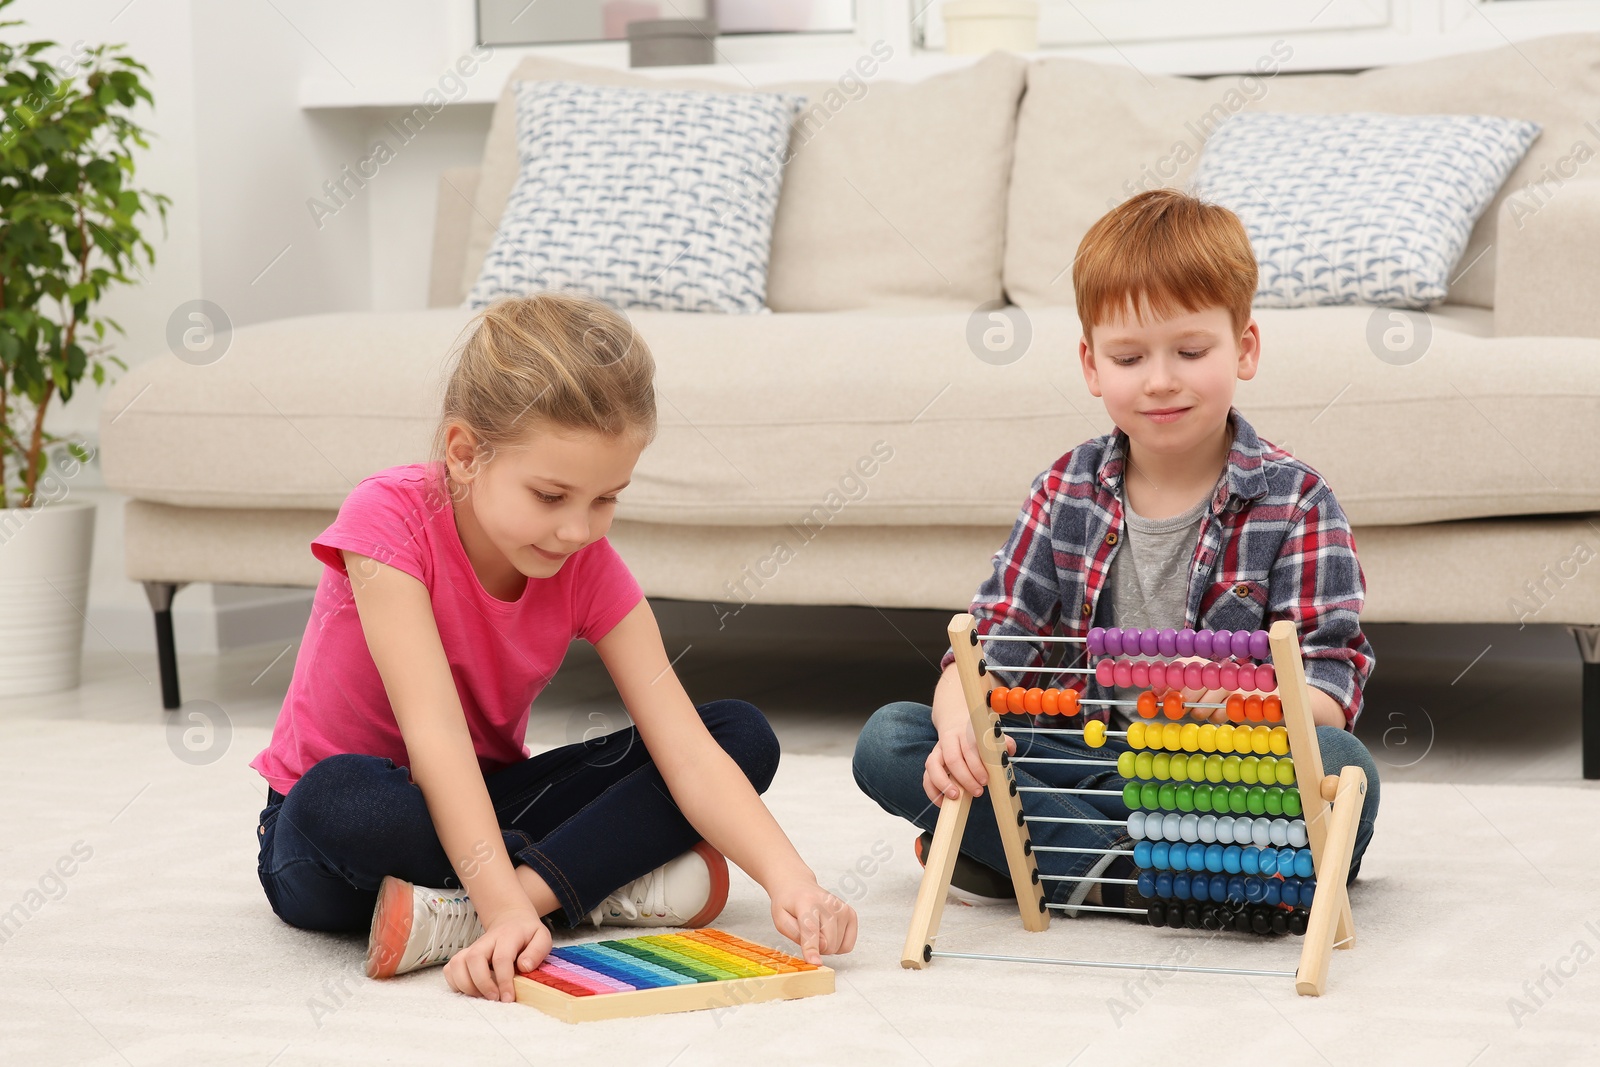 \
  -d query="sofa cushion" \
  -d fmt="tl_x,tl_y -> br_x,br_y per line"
1191,112 -> 1540,308
461,53 -> 1027,314
100,305 -> 1600,528
1004,33 -> 1600,311
466,79 -> 805,313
